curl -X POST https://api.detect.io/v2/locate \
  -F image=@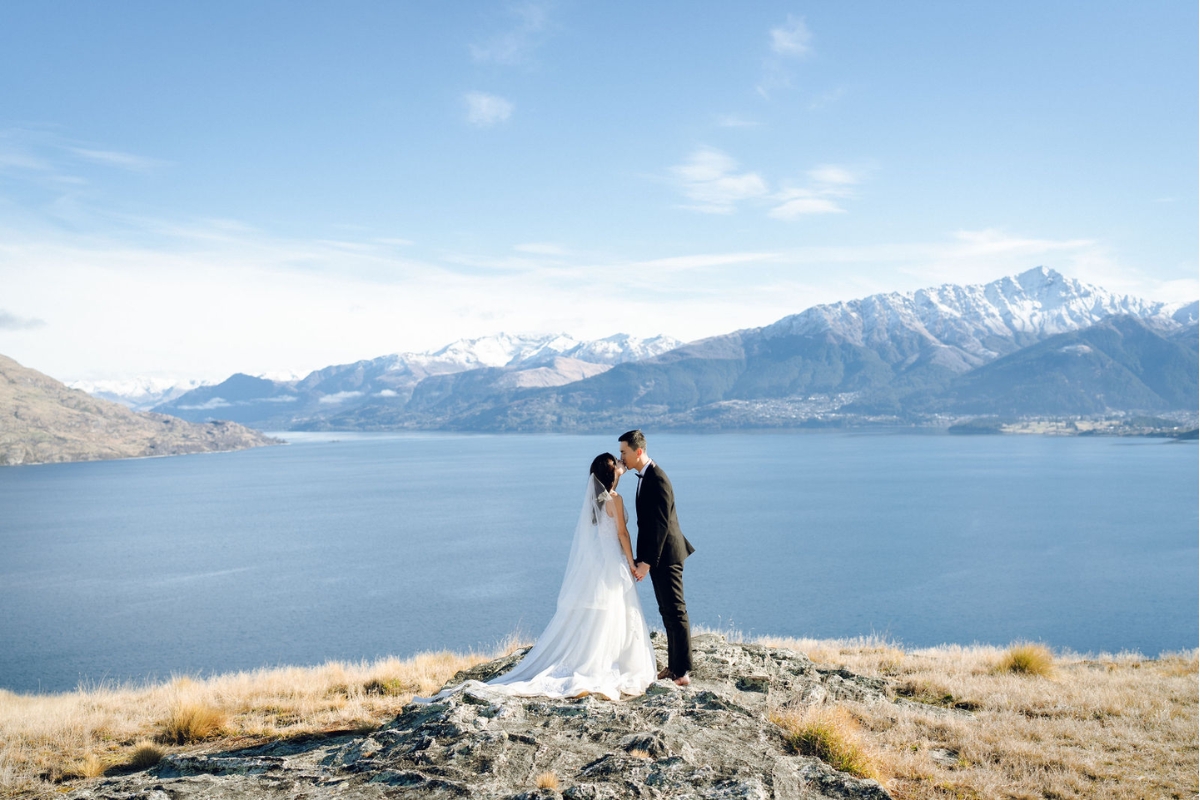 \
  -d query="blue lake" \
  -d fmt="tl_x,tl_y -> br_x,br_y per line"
1,431 -> 1196,693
